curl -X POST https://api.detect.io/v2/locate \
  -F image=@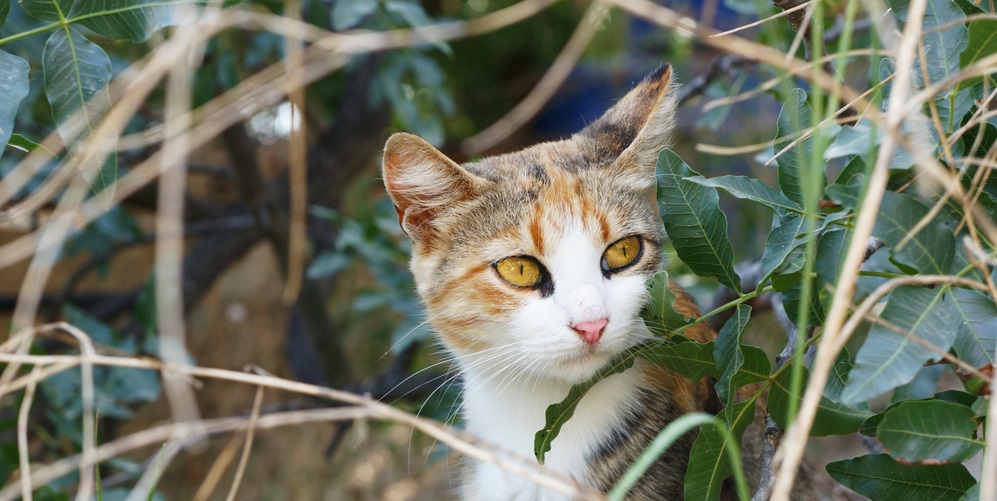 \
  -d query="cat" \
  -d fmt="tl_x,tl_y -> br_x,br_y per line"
382,66 -> 761,500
